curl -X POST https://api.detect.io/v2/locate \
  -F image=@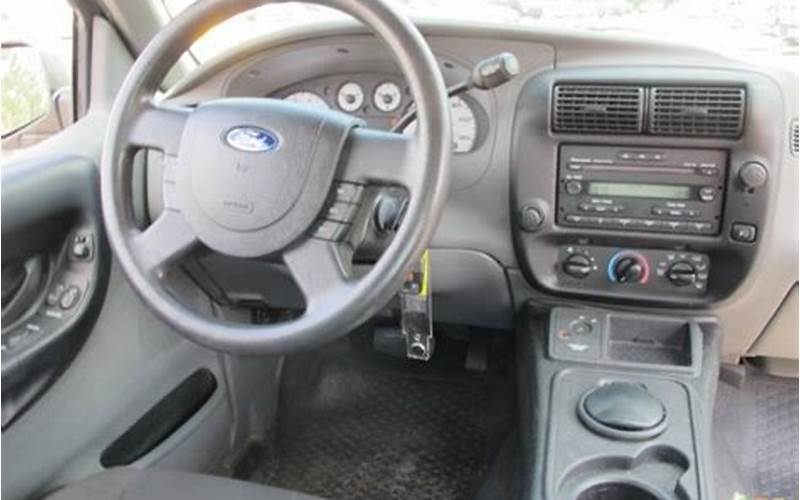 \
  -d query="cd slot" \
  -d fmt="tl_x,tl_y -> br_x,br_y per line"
569,163 -> 697,175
